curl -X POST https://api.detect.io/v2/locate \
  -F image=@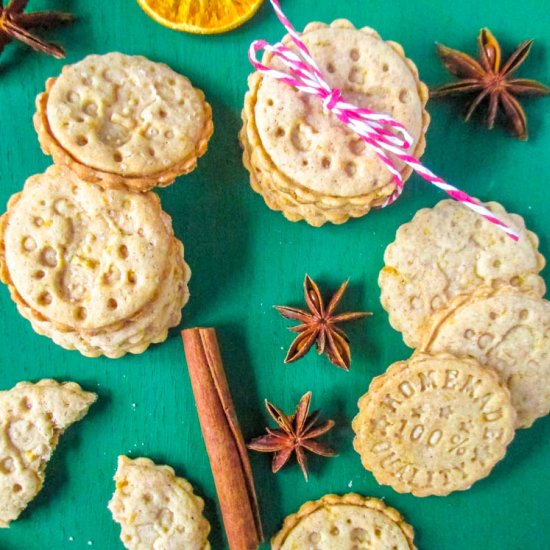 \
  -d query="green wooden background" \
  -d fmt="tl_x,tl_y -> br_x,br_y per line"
1,0 -> 549,548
